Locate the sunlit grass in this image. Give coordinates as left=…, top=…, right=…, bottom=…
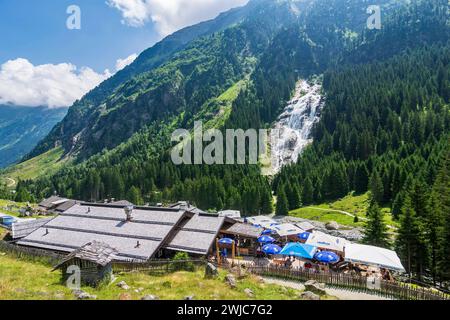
left=290, top=192, right=399, bottom=229
left=0, top=147, right=67, bottom=185
left=0, top=254, right=302, bottom=300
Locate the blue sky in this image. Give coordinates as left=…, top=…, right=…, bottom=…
left=0, top=0, right=159, bottom=72
left=0, top=0, right=248, bottom=107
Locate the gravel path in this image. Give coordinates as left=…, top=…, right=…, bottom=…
left=263, top=277, right=393, bottom=300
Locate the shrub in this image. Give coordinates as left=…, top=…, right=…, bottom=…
left=171, top=252, right=195, bottom=272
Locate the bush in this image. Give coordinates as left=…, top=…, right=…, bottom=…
left=171, top=252, right=195, bottom=272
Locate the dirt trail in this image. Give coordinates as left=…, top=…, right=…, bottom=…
left=306, top=206, right=397, bottom=230
left=5, top=178, right=16, bottom=188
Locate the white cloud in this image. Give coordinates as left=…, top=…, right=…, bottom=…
left=116, top=53, right=138, bottom=71
left=107, top=0, right=249, bottom=36
left=0, top=54, right=138, bottom=108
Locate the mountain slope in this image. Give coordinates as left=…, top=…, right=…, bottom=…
left=0, top=106, right=66, bottom=168
left=27, top=0, right=302, bottom=160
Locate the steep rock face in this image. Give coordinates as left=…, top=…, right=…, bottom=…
left=270, top=79, right=324, bottom=173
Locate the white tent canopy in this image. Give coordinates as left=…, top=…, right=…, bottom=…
left=344, top=243, right=405, bottom=272
left=269, top=223, right=304, bottom=237
left=305, top=231, right=348, bottom=252
left=246, top=216, right=277, bottom=229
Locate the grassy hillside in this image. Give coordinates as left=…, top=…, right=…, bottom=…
left=0, top=147, right=67, bottom=187
left=0, top=199, right=32, bottom=217
left=0, top=106, right=67, bottom=168
left=0, top=254, right=305, bottom=300
left=290, top=192, right=399, bottom=229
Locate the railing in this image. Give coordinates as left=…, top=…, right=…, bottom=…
left=245, top=264, right=449, bottom=301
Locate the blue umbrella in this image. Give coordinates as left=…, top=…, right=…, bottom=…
left=261, top=229, right=274, bottom=235
left=280, top=243, right=317, bottom=260
left=298, top=232, right=311, bottom=241
left=262, top=244, right=282, bottom=255
left=218, top=238, right=234, bottom=245
left=258, top=235, right=275, bottom=243
left=314, top=251, right=340, bottom=264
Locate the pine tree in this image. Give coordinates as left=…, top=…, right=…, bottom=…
left=260, top=189, right=274, bottom=214
left=127, top=186, right=143, bottom=205
left=363, top=199, right=390, bottom=248
left=396, top=195, right=425, bottom=279
left=427, top=190, right=445, bottom=284
left=368, top=171, right=384, bottom=204
left=302, top=178, right=314, bottom=205
left=286, top=183, right=302, bottom=210
left=354, top=163, right=369, bottom=194
left=276, top=184, right=289, bottom=216
left=431, top=148, right=450, bottom=280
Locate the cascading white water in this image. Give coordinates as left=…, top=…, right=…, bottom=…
left=269, top=79, right=324, bottom=174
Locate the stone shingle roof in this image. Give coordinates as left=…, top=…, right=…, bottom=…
left=18, top=203, right=188, bottom=261
left=38, top=196, right=68, bottom=209
left=11, top=218, right=54, bottom=239
left=53, top=241, right=119, bottom=269
left=165, top=214, right=226, bottom=255
left=222, top=223, right=263, bottom=239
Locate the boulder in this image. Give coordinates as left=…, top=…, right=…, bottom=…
left=305, top=280, right=326, bottom=295
left=142, top=295, right=159, bottom=300
left=244, top=288, right=254, bottom=298
left=296, top=283, right=306, bottom=292
left=72, top=289, right=96, bottom=300
left=256, top=276, right=265, bottom=284
left=205, top=263, right=219, bottom=278
left=231, top=265, right=248, bottom=279
left=117, top=281, right=130, bottom=290
left=225, top=274, right=237, bottom=289
left=325, top=221, right=339, bottom=230
left=301, top=291, right=320, bottom=300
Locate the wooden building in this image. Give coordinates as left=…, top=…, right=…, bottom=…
left=53, top=241, right=118, bottom=286
left=220, top=223, right=264, bottom=256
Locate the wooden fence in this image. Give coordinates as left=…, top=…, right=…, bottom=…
left=246, top=264, right=450, bottom=301
left=0, top=240, right=64, bottom=265
left=113, top=259, right=207, bottom=274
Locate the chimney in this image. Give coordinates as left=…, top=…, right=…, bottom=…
left=124, top=205, right=134, bottom=221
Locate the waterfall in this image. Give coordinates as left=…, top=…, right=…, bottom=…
left=268, top=79, right=325, bottom=174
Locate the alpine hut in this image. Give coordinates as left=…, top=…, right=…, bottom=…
left=53, top=241, right=118, bottom=286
